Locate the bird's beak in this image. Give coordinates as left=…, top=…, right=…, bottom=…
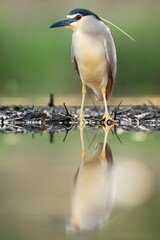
left=48, top=17, right=74, bottom=28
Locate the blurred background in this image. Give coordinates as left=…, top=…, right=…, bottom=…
left=0, top=0, right=160, bottom=103
left=0, top=1, right=160, bottom=239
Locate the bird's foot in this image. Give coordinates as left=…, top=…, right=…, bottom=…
left=78, top=115, right=86, bottom=125
left=99, top=113, right=119, bottom=125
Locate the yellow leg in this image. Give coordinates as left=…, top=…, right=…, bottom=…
left=78, top=84, right=86, bottom=124
left=100, top=86, right=117, bottom=124
left=101, top=124, right=113, bottom=159
left=78, top=124, right=86, bottom=161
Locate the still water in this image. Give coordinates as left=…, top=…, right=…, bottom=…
left=0, top=124, right=160, bottom=239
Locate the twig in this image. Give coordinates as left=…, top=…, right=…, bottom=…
left=114, top=125, right=122, bottom=144
left=88, top=93, right=100, bottom=116
left=63, top=103, right=73, bottom=118
left=49, top=132, right=54, bottom=143
left=148, top=100, right=154, bottom=106
left=88, top=128, right=99, bottom=149
left=113, top=100, right=123, bottom=120
left=48, top=93, right=54, bottom=107
left=63, top=126, right=73, bottom=142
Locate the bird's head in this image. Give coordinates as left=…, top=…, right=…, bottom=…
left=49, top=8, right=103, bottom=32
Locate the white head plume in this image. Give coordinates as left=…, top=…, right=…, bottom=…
left=100, top=17, right=135, bottom=42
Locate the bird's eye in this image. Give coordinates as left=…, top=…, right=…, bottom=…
left=76, top=14, right=82, bottom=20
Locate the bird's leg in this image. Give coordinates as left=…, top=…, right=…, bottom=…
left=101, top=124, right=112, bottom=159
left=79, top=124, right=86, bottom=161
left=100, top=86, right=116, bottom=124
left=78, top=84, right=86, bottom=124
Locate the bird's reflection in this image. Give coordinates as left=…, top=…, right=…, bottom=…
left=66, top=124, right=116, bottom=234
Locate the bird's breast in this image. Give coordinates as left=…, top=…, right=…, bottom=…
left=73, top=32, right=107, bottom=88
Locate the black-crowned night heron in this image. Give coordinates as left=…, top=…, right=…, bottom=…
left=66, top=124, right=116, bottom=234
left=49, top=8, right=117, bottom=124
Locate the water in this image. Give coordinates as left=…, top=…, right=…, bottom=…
left=0, top=125, right=160, bottom=240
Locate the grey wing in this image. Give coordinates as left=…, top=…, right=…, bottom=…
left=104, top=25, right=117, bottom=82
left=71, top=41, right=79, bottom=75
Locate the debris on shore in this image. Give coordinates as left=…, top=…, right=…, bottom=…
left=0, top=104, right=160, bottom=135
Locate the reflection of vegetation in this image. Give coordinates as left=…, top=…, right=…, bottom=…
left=0, top=3, right=160, bottom=97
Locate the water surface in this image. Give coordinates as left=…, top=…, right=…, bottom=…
left=0, top=125, right=160, bottom=239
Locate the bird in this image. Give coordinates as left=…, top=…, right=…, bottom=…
left=66, top=124, right=116, bottom=234
left=49, top=8, right=117, bottom=124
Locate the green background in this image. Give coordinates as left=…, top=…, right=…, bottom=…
left=0, top=0, right=160, bottom=97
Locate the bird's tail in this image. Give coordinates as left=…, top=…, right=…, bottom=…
left=93, top=80, right=114, bottom=102
left=94, top=89, right=103, bottom=101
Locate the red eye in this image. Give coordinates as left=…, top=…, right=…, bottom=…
left=76, top=14, right=82, bottom=20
